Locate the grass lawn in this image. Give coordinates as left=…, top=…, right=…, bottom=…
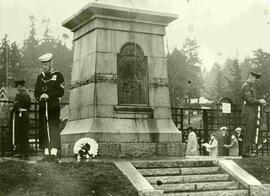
left=0, top=160, right=137, bottom=196
left=234, top=157, right=270, bottom=184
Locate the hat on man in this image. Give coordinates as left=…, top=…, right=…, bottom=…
left=211, top=132, right=217, bottom=137
left=235, top=127, right=241, bottom=132
left=39, top=53, right=53, bottom=63
left=250, top=64, right=262, bottom=79
left=220, top=126, right=227, bottom=131
left=15, top=80, right=26, bottom=87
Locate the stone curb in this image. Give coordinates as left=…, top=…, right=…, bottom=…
left=114, top=161, right=163, bottom=196
left=218, top=160, right=264, bottom=196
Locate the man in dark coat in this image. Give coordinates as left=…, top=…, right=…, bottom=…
left=216, top=126, right=230, bottom=156
left=34, top=53, right=65, bottom=161
left=11, top=80, right=31, bottom=159
left=241, top=65, right=266, bottom=157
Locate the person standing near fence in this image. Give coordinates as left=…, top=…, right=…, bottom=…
left=34, top=53, right=65, bottom=162
left=11, top=80, right=31, bottom=159
left=216, top=126, right=230, bottom=156
left=235, top=127, right=243, bottom=156
left=241, top=65, right=266, bottom=157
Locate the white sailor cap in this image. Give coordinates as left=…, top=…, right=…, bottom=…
left=220, top=126, right=228, bottom=131
left=235, top=127, right=242, bottom=132
left=39, top=53, right=53, bottom=62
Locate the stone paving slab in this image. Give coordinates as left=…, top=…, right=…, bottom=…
left=164, top=189, right=249, bottom=196
left=180, top=167, right=220, bottom=175
left=145, top=174, right=230, bottom=184
left=138, top=167, right=220, bottom=176
left=154, top=181, right=239, bottom=192
left=132, top=160, right=214, bottom=169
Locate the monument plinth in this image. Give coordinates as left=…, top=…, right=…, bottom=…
left=61, top=2, right=184, bottom=157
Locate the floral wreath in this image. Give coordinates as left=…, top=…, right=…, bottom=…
left=73, top=137, right=98, bottom=161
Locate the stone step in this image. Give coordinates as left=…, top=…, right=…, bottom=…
left=132, top=160, right=214, bottom=169
left=138, top=167, right=220, bottom=176
left=146, top=174, right=230, bottom=184
left=153, top=181, right=239, bottom=192
left=164, top=189, right=249, bottom=196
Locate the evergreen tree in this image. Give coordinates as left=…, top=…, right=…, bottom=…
left=225, top=58, right=242, bottom=106
left=167, top=39, right=204, bottom=106
left=240, top=57, right=253, bottom=80
left=252, top=49, right=270, bottom=100
left=213, top=69, right=227, bottom=100
left=0, top=35, right=10, bottom=86
left=205, top=63, right=227, bottom=101
left=21, top=15, right=41, bottom=88
left=167, top=48, right=188, bottom=106
left=9, top=42, right=22, bottom=83
left=204, top=62, right=221, bottom=100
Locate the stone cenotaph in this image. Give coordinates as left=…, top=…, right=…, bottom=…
left=61, top=2, right=184, bottom=157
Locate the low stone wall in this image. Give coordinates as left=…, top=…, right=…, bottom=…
left=62, top=141, right=185, bottom=158
left=262, top=184, right=270, bottom=196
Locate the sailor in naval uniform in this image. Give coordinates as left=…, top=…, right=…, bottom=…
left=12, top=80, right=31, bottom=159
left=241, top=65, right=266, bottom=157
left=34, top=53, right=65, bottom=161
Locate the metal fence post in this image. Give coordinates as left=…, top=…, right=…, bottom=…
left=34, top=102, right=38, bottom=155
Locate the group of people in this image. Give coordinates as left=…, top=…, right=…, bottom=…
left=185, top=126, right=243, bottom=157
left=11, top=53, right=65, bottom=161
left=201, top=126, right=243, bottom=157
left=186, top=64, right=267, bottom=158
left=10, top=50, right=267, bottom=160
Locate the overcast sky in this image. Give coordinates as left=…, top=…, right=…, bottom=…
left=1, top=0, right=270, bottom=70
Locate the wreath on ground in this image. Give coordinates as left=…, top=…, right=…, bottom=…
left=73, top=137, right=98, bottom=161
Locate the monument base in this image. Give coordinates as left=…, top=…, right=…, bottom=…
left=60, top=118, right=185, bottom=157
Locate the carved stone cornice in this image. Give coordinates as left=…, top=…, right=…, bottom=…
left=70, top=73, right=117, bottom=89
left=70, top=75, right=168, bottom=89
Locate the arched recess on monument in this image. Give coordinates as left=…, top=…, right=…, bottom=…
left=117, top=42, right=148, bottom=105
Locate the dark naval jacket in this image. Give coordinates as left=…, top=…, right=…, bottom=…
left=34, top=69, right=65, bottom=108
left=12, top=89, right=31, bottom=154
left=34, top=69, right=64, bottom=149
left=241, top=81, right=261, bottom=118
left=14, top=89, right=31, bottom=112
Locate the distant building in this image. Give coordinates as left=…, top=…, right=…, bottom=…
left=189, top=97, right=214, bottom=105
left=0, top=86, right=8, bottom=101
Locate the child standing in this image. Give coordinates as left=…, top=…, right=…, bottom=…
left=202, top=133, right=218, bottom=157
left=223, top=133, right=239, bottom=156
left=235, top=127, right=243, bottom=156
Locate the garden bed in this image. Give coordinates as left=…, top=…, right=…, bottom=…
left=234, top=157, right=270, bottom=183
left=0, top=160, right=137, bottom=196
